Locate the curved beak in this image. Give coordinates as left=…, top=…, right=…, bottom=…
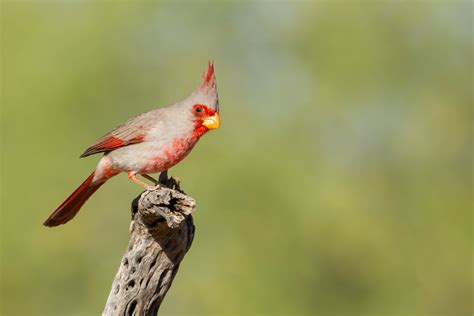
left=202, top=112, right=220, bottom=130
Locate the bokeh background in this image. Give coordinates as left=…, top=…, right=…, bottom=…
left=1, top=1, right=472, bottom=316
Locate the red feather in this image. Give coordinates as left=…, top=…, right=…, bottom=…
left=79, top=114, right=153, bottom=157
left=43, top=171, right=102, bottom=226
left=204, top=61, right=214, bottom=84
left=80, top=134, right=144, bottom=157
left=201, top=60, right=216, bottom=89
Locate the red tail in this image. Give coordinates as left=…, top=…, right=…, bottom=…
left=44, top=171, right=103, bottom=227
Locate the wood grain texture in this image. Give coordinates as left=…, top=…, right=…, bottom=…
left=103, top=185, right=195, bottom=316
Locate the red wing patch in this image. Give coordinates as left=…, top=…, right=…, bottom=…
left=80, top=134, right=144, bottom=157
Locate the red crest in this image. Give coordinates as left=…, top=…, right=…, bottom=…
left=200, top=60, right=216, bottom=90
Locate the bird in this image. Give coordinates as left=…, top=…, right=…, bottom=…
left=43, top=61, right=220, bottom=227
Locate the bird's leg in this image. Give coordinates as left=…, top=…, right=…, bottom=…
left=128, top=172, right=154, bottom=190
left=141, top=174, right=158, bottom=185
left=136, top=170, right=179, bottom=190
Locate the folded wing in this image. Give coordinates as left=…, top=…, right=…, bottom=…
left=80, top=112, right=156, bottom=157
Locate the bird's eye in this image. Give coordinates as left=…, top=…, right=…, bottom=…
left=195, top=107, right=203, bottom=113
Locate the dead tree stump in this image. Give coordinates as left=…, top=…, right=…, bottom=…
left=103, top=182, right=196, bottom=316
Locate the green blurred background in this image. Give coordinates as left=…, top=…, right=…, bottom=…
left=1, top=1, right=472, bottom=315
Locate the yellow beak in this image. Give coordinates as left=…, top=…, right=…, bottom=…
left=202, top=112, right=220, bottom=130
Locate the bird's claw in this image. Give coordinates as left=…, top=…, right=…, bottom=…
left=140, top=171, right=180, bottom=191
left=144, top=183, right=161, bottom=191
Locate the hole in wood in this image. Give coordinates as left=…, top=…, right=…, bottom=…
left=127, top=300, right=137, bottom=316
left=126, top=279, right=136, bottom=291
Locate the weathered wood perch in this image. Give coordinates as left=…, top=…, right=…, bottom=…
left=103, top=179, right=196, bottom=316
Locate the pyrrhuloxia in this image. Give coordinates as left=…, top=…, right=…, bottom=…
left=44, top=62, right=220, bottom=227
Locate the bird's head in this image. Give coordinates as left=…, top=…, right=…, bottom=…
left=186, top=61, right=220, bottom=133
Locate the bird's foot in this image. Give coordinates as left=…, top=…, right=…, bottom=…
left=145, top=184, right=158, bottom=191
left=139, top=171, right=181, bottom=191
